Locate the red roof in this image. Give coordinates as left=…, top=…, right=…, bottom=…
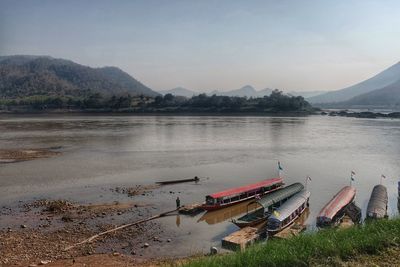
left=317, top=186, right=356, bottom=220
left=208, top=178, right=283, bottom=199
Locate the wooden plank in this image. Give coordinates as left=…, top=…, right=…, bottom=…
left=222, top=227, right=260, bottom=251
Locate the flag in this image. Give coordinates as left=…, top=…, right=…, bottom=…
left=273, top=210, right=280, bottom=217
left=278, top=161, right=283, bottom=171
left=351, top=171, right=356, bottom=181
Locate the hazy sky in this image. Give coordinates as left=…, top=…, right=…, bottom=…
left=1, top=0, right=400, bottom=92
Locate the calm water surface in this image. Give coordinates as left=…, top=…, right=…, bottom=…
left=1, top=115, right=399, bottom=256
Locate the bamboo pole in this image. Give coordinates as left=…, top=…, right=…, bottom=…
left=63, top=208, right=178, bottom=251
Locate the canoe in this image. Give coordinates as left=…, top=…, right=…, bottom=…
left=366, top=184, right=388, bottom=219
left=202, top=178, right=284, bottom=211
left=156, top=176, right=200, bottom=185
left=316, top=186, right=356, bottom=227
left=266, top=190, right=311, bottom=234
left=232, top=182, right=304, bottom=228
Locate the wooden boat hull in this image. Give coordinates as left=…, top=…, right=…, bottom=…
left=316, top=186, right=356, bottom=227
left=233, top=216, right=266, bottom=228
left=156, top=177, right=199, bottom=185
left=267, top=205, right=307, bottom=234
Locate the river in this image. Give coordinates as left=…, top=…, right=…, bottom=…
left=0, top=114, right=399, bottom=256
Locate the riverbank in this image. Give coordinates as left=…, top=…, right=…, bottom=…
left=323, top=110, right=400, bottom=119
left=183, top=218, right=400, bottom=267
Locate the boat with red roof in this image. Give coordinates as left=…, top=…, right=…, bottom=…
left=316, top=186, right=356, bottom=227
left=202, top=178, right=284, bottom=211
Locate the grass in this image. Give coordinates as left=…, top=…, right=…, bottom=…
left=181, top=218, right=400, bottom=267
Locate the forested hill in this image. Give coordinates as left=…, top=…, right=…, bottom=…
left=0, top=55, right=159, bottom=98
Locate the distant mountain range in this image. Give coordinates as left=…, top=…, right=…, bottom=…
left=308, top=62, right=400, bottom=105
left=0, top=55, right=159, bottom=98
left=343, top=79, right=400, bottom=107
left=158, top=85, right=323, bottom=98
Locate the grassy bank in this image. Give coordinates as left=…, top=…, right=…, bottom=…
left=183, top=218, right=400, bottom=267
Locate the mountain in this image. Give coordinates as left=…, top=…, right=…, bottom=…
left=288, top=90, right=325, bottom=98
left=210, top=85, right=272, bottom=97
left=308, top=62, right=400, bottom=103
left=158, top=87, right=197, bottom=97
left=344, top=79, right=400, bottom=107
left=0, top=55, right=159, bottom=98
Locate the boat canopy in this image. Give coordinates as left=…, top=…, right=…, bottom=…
left=208, top=178, right=283, bottom=199
left=366, top=184, right=388, bottom=219
left=249, top=182, right=304, bottom=209
left=317, top=186, right=356, bottom=222
left=268, top=190, right=310, bottom=222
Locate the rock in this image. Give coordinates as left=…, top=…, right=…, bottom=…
left=29, top=264, right=38, bottom=267
left=167, top=238, right=171, bottom=242
left=20, top=224, right=27, bottom=228
left=39, top=260, right=51, bottom=265
left=143, top=243, right=149, bottom=248
left=112, top=252, right=120, bottom=256
left=131, top=250, right=136, bottom=255
left=117, top=212, right=122, bottom=215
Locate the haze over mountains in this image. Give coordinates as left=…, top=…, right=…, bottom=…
left=0, top=55, right=159, bottom=98
left=1, top=55, right=399, bottom=108
left=159, top=86, right=324, bottom=99
left=308, top=61, right=400, bottom=106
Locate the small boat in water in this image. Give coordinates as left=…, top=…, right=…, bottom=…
left=266, top=190, right=310, bottom=234
left=156, top=176, right=200, bottom=185
left=316, top=186, right=356, bottom=227
left=232, top=182, right=304, bottom=228
left=202, top=178, right=284, bottom=211
left=366, top=184, right=388, bottom=220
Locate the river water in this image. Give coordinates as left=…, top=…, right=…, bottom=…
left=0, top=114, right=399, bottom=256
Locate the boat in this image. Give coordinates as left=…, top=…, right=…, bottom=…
left=156, top=176, right=200, bottom=185
left=366, top=184, right=388, bottom=219
left=316, top=186, right=356, bottom=227
left=202, top=178, right=284, bottom=211
left=232, top=182, right=304, bottom=228
left=266, top=190, right=310, bottom=234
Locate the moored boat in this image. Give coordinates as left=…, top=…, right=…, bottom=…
left=202, top=178, right=284, bottom=211
left=316, top=186, right=356, bottom=227
left=232, top=182, right=304, bottom=228
left=266, top=190, right=311, bottom=234
left=366, top=184, right=388, bottom=219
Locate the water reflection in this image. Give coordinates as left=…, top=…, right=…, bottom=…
left=198, top=200, right=260, bottom=225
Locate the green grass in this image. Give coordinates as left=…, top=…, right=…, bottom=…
left=182, top=218, right=400, bottom=267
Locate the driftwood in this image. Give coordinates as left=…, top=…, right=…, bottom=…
left=63, top=209, right=178, bottom=251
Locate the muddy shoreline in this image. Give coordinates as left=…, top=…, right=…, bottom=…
left=0, top=195, right=182, bottom=266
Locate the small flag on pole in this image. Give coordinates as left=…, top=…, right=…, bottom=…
left=351, top=171, right=356, bottom=181
left=278, top=161, right=283, bottom=171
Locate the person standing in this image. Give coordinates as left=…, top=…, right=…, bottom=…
left=176, top=197, right=181, bottom=209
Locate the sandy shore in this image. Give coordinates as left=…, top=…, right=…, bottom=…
left=0, top=148, right=61, bottom=163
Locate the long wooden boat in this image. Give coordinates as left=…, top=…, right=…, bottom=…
left=156, top=176, right=200, bottom=185
left=266, top=190, right=310, bottom=234
left=366, top=184, right=388, bottom=219
left=316, top=186, right=356, bottom=227
left=232, top=182, right=304, bottom=228
left=202, top=178, right=284, bottom=211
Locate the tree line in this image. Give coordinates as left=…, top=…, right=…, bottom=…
left=0, top=89, right=313, bottom=113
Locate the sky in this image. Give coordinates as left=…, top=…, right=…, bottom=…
left=1, top=0, right=400, bottom=92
